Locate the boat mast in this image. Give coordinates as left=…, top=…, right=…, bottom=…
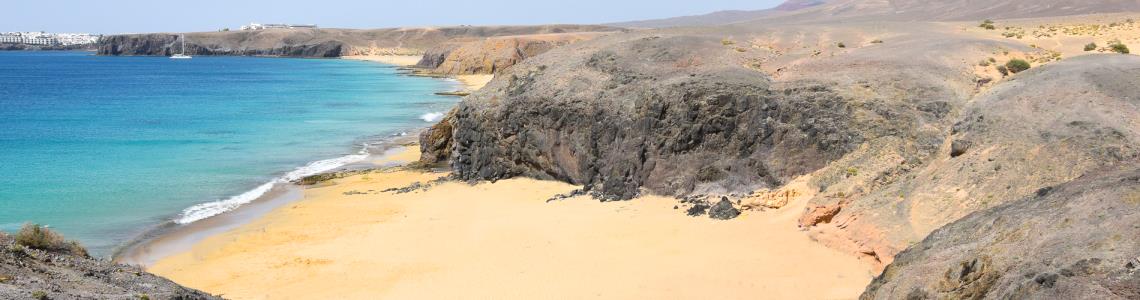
left=180, top=34, right=186, bottom=55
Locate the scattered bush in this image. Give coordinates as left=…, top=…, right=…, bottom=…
left=978, top=60, right=991, bottom=67
left=837, top=42, right=846, bottom=48
left=845, top=167, right=858, bottom=177
left=870, top=39, right=884, bottom=44
left=1084, top=42, right=1098, bottom=51
left=1005, top=59, right=1031, bottom=73
left=997, top=65, right=1009, bottom=76
left=1110, top=43, right=1130, bottom=54
left=32, top=291, right=48, bottom=300
left=14, top=223, right=88, bottom=257
left=979, top=20, right=996, bottom=30
left=721, top=39, right=735, bottom=46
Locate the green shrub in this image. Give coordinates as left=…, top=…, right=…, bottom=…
left=32, top=291, right=48, bottom=300
left=15, top=223, right=88, bottom=257
left=1110, top=43, right=1130, bottom=54
left=979, top=20, right=996, bottom=30
left=1005, top=59, right=1031, bottom=73
left=1084, top=43, right=1098, bottom=51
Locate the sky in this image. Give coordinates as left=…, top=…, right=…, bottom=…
left=2, top=0, right=785, bottom=34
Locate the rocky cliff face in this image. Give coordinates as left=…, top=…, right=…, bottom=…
left=0, top=234, right=218, bottom=299
left=98, top=34, right=344, bottom=57
left=96, top=25, right=622, bottom=58
left=428, top=23, right=982, bottom=200
left=861, top=162, right=1140, bottom=299
left=415, top=32, right=610, bottom=74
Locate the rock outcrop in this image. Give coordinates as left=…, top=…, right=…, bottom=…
left=804, top=54, right=1140, bottom=267
left=416, top=32, right=610, bottom=74
left=861, top=163, right=1140, bottom=299
left=96, top=25, right=622, bottom=58
left=0, top=233, right=218, bottom=299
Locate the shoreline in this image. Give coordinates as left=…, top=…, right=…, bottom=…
left=113, top=55, right=471, bottom=265
left=341, top=55, right=494, bottom=91
left=113, top=138, right=423, bottom=266
left=146, top=147, right=873, bottom=299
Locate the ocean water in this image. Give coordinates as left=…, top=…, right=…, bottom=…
left=0, top=51, right=458, bottom=255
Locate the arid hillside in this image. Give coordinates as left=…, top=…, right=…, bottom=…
left=616, top=0, right=1140, bottom=27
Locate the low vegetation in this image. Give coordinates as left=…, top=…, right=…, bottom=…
left=1084, top=42, right=1098, bottom=51
left=1109, top=42, right=1130, bottom=54
left=1005, top=59, right=1031, bottom=73
left=837, top=42, right=846, bottom=48
left=979, top=19, right=996, bottom=30
left=14, top=223, right=88, bottom=257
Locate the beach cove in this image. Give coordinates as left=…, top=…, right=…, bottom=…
left=146, top=146, right=874, bottom=299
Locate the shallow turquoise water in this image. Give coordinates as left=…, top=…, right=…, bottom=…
left=0, top=51, right=457, bottom=255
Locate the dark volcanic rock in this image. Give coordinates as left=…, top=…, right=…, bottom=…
left=861, top=163, right=1140, bottom=299
left=440, top=29, right=963, bottom=200
left=98, top=34, right=344, bottom=57
left=0, top=234, right=218, bottom=299
left=417, top=112, right=455, bottom=166
left=686, top=203, right=710, bottom=217
left=707, top=197, right=741, bottom=220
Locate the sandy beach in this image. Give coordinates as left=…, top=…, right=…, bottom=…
left=147, top=146, right=873, bottom=300
left=341, top=55, right=422, bottom=67
left=342, top=55, right=495, bottom=91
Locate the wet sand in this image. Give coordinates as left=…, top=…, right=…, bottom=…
left=148, top=147, right=873, bottom=299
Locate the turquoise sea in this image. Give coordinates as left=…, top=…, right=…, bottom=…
left=0, top=51, right=458, bottom=256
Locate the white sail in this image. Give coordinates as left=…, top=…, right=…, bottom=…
left=171, top=34, right=192, bottom=59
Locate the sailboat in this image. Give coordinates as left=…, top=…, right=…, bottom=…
left=171, top=34, right=192, bottom=59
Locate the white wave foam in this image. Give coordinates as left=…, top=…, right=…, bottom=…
left=175, top=145, right=371, bottom=225
left=420, top=112, right=444, bottom=122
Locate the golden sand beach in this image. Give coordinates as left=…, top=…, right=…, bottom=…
left=147, top=147, right=873, bottom=299
left=340, top=55, right=422, bottom=67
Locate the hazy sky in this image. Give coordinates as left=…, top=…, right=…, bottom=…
left=3, top=0, right=785, bottom=34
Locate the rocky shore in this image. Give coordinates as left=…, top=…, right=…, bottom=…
left=0, top=231, right=217, bottom=299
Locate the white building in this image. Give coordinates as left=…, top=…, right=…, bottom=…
left=240, top=23, right=318, bottom=30
left=0, top=32, right=100, bottom=46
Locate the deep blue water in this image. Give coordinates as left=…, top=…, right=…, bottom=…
left=0, top=51, right=457, bottom=255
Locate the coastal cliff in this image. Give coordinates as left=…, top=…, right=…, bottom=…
left=415, top=32, right=611, bottom=74
left=96, top=25, right=622, bottom=58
